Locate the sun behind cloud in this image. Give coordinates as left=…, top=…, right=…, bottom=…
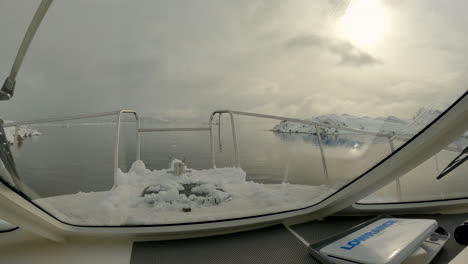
left=337, top=0, right=389, bottom=47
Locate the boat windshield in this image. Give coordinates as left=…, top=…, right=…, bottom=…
left=0, top=1, right=466, bottom=226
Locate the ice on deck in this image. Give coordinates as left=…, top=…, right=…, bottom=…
left=35, top=160, right=331, bottom=226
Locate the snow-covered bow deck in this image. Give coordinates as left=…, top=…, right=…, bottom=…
left=35, top=160, right=330, bottom=226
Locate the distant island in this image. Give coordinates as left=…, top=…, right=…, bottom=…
left=3, top=122, right=41, bottom=144
left=272, top=109, right=468, bottom=148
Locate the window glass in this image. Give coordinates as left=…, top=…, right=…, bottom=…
left=0, top=1, right=466, bottom=226
left=360, top=129, right=468, bottom=203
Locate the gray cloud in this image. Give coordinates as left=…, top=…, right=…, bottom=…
left=286, top=33, right=382, bottom=66
left=0, top=1, right=466, bottom=122
left=327, top=0, right=351, bottom=16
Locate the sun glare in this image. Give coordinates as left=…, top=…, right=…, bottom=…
left=338, top=0, right=388, bottom=47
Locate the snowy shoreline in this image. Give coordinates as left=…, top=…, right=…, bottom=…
left=3, top=123, right=41, bottom=144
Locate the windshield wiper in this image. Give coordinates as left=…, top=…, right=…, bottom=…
left=0, top=0, right=53, bottom=101
left=437, top=145, right=468, bottom=180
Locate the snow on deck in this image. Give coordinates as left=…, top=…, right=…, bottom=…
left=35, top=160, right=331, bottom=226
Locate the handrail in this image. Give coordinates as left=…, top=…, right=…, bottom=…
left=211, top=110, right=391, bottom=137
left=3, top=110, right=123, bottom=127
left=209, top=109, right=397, bottom=172
left=315, top=124, right=330, bottom=184
left=209, top=109, right=390, bottom=192
left=138, top=127, right=209, bottom=132
left=387, top=136, right=402, bottom=201
left=4, top=110, right=140, bottom=172
left=209, top=112, right=241, bottom=168
left=5, top=111, right=213, bottom=178
left=209, top=110, right=346, bottom=183
left=210, top=110, right=465, bottom=153
left=4, top=108, right=464, bottom=200
left=114, top=110, right=140, bottom=172
left=209, top=109, right=465, bottom=199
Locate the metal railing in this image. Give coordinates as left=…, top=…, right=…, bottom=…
left=208, top=110, right=464, bottom=200
left=4, top=110, right=212, bottom=180
left=4, top=108, right=464, bottom=201
left=4, top=109, right=140, bottom=172
left=208, top=110, right=396, bottom=185
left=139, top=127, right=210, bottom=132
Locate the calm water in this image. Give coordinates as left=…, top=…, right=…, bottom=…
left=11, top=118, right=468, bottom=203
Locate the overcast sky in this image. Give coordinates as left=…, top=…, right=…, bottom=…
left=0, top=0, right=466, bottom=121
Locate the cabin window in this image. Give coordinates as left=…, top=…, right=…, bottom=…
left=0, top=1, right=466, bottom=226
left=360, top=129, right=468, bottom=204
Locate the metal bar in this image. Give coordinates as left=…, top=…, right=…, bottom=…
left=3, top=110, right=122, bottom=127
left=135, top=114, right=141, bottom=161
left=209, top=112, right=217, bottom=168
left=9, top=0, right=53, bottom=81
left=210, top=110, right=463, bottom=176
left=218, top=113, right=222, bottom=152
left=315, top=125, right=330, bottom=185
left=387, top=136, right=402, bottom=202
left=112, top=110, right=139, bottom=171
left=5, top=109, right=143, bottom=165
left=138, top=127, right=210, bottom=132
left=229, top=113, right=240, bottom=168
left=1, top=0, right=54, bottom=100
left=114, top=113, right=123, bottom=172
left=0, top=109, right=140, bottom=188
left=13, top=126, right=19, bottom=146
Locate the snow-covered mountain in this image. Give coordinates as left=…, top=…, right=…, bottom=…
left=272, top=108, right=468, bottom=147
left=272, top=114, right=411, bottom=136
left=3, top=122, right=41, bottom=144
